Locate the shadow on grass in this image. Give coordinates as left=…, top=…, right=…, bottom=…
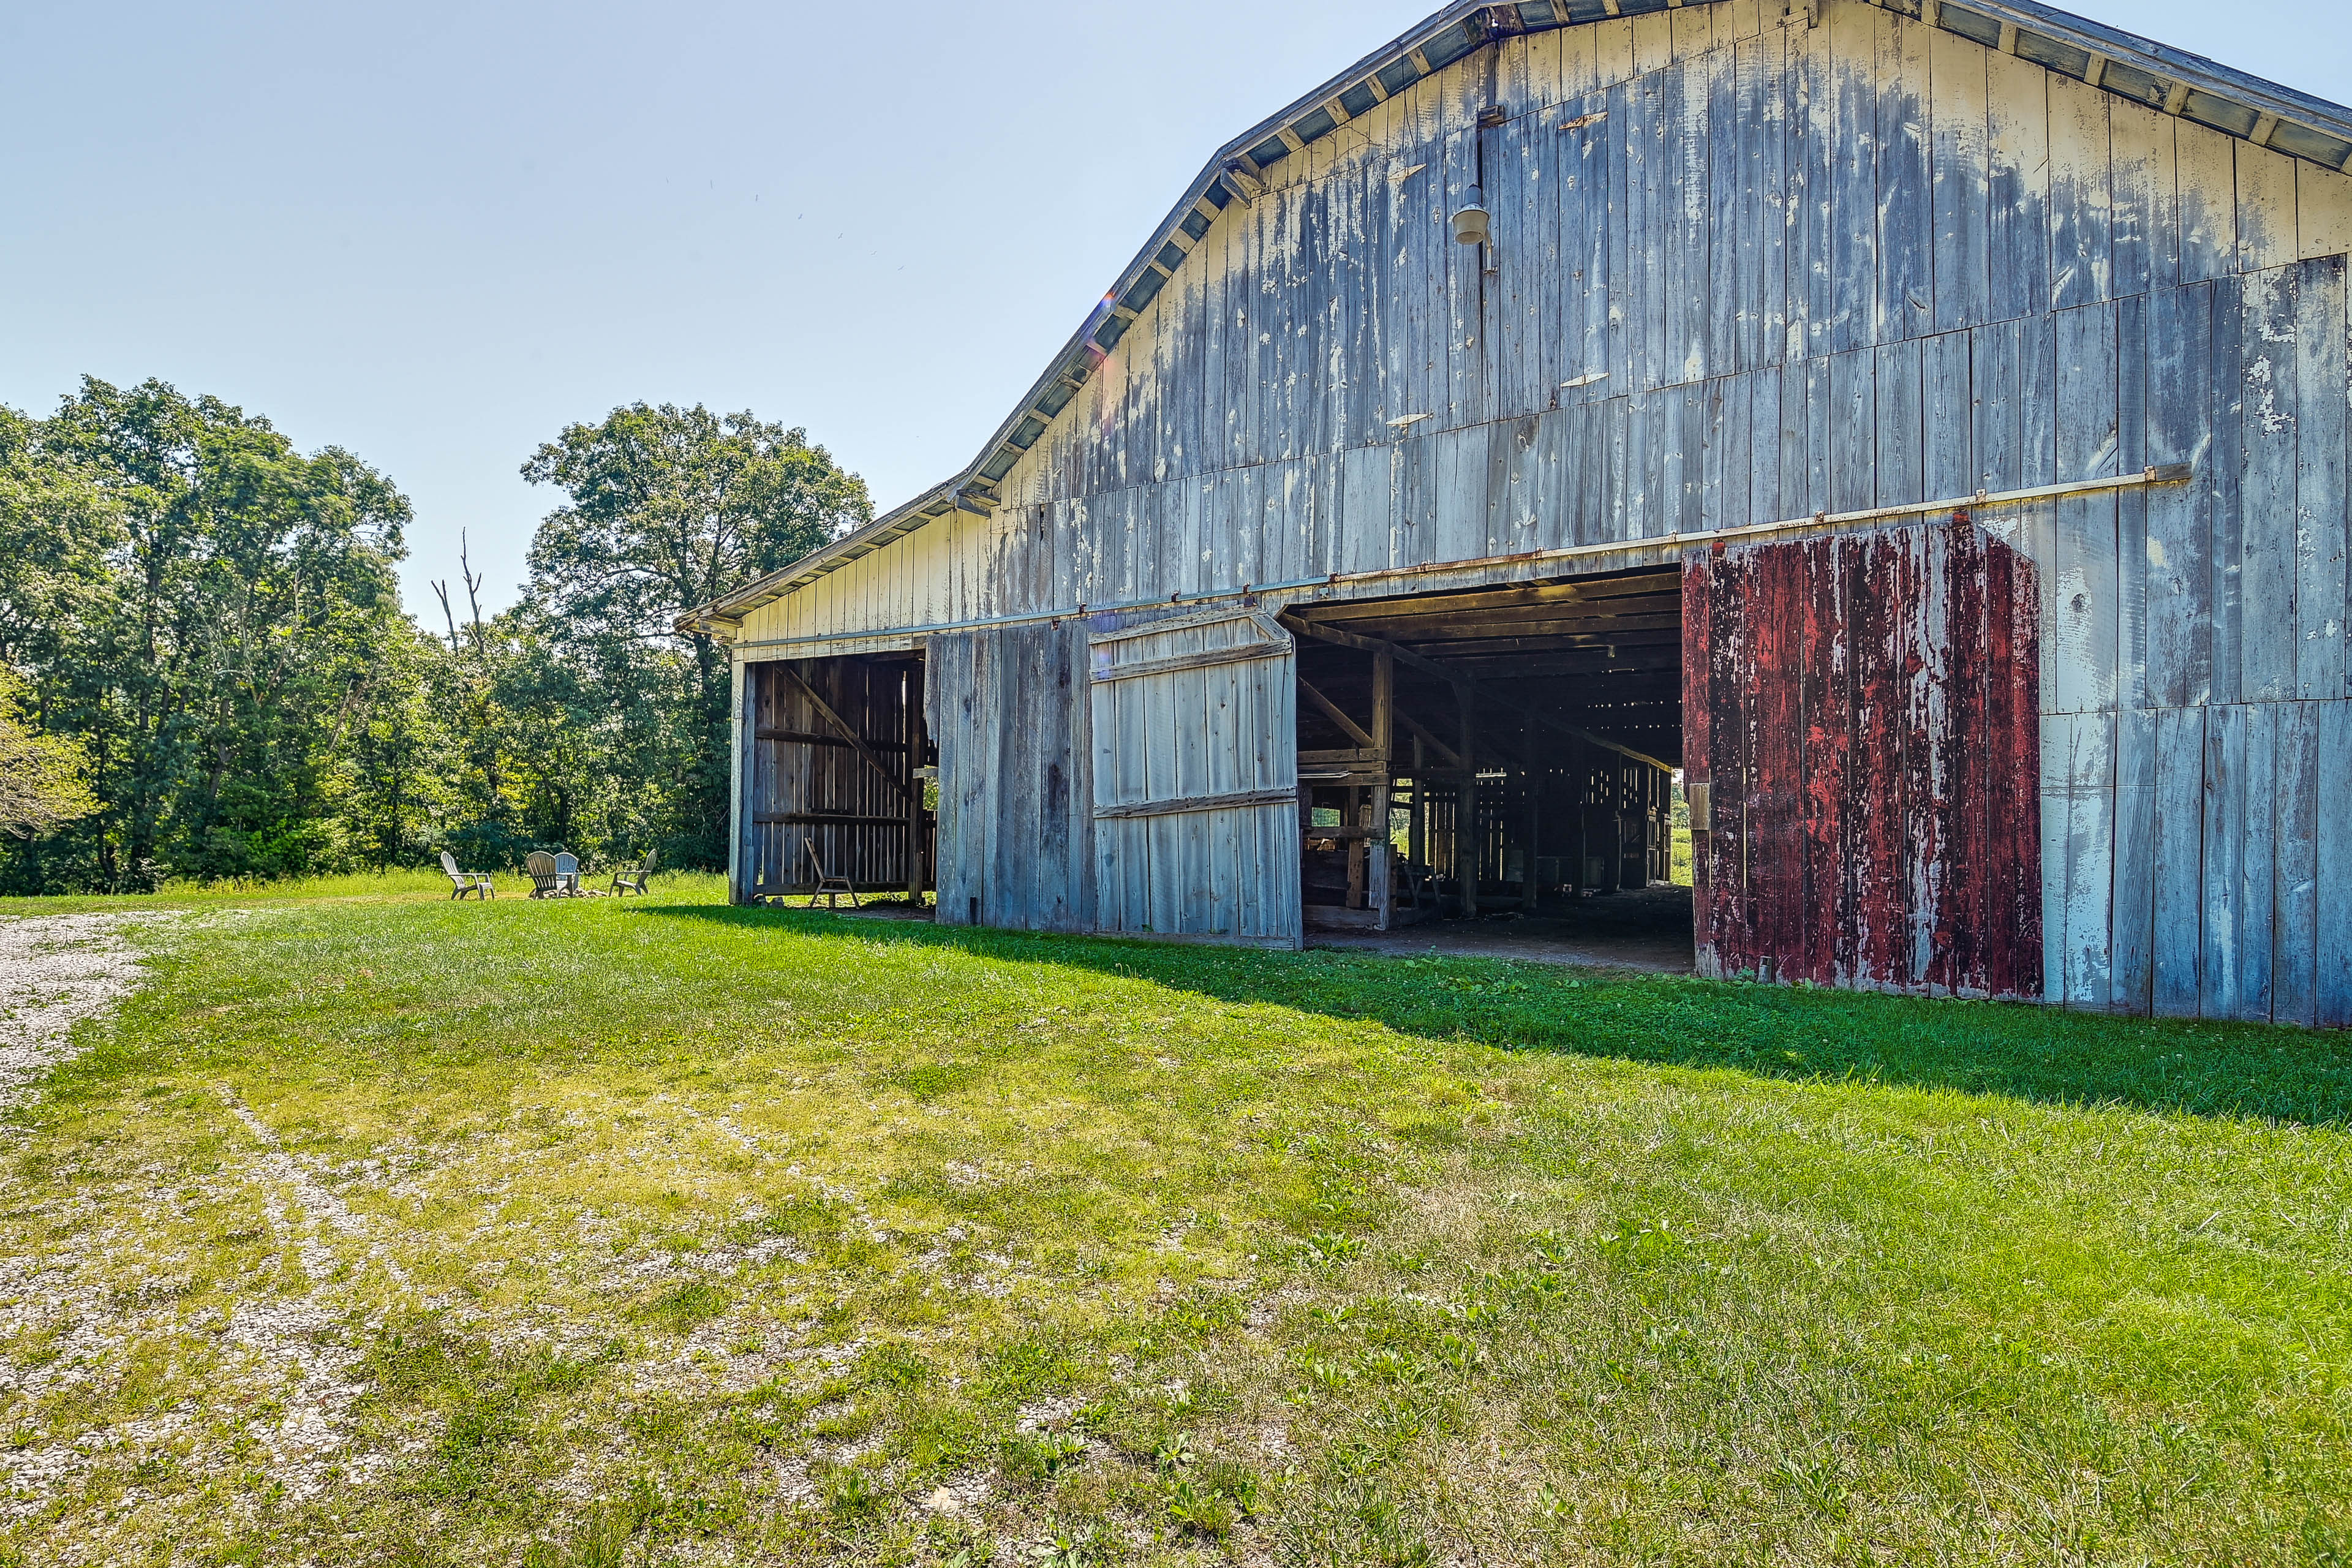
left=640, top=903, right=2352, bottom=1128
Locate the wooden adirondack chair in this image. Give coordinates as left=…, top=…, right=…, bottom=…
left=610, top=848, right=657, bottom=897
left=525, top=851, right=571, bottom=899
left=439, top=850, right=495, bottom=900
left=553, top=852, right=584, bottom=896
left=803, top=840, right=861, bottom=910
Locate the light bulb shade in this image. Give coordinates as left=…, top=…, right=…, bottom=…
left=1452, top=187, right=1490, bottom=246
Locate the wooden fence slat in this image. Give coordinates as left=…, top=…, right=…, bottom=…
left=2320, top=699, right=2352, bottom=1028
left=2146, top=282, right=2214, bottom=709
left=2273, top=699, right=2320, bottom=1027
left=2242, top=265, right=2302, bottom=703
left=2151, top=704, right=2207, bottom=1017
left=2111, top=706, right=2158, bottom=1014
left=2237, top=703, right=2278, bottom=1022
left=2296, top=255, right=2348, bottom=700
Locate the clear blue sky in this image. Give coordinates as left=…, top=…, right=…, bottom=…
left=4, top=1, right=2344, bottom=615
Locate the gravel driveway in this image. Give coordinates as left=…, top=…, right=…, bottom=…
left=0, top=914, right=154, bottom=1118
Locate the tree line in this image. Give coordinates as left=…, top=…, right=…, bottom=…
left=0, top=377, right=869, bottom=892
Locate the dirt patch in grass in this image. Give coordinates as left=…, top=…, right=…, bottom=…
left=0, top=914, right=160, bottom=1121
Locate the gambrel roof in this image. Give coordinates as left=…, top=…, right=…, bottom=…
left=680, top=0, right=2352, bottom=636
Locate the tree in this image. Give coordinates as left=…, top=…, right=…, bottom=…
left=0, top=377, right=415, bottom=889
left=0, top=379, right=873, bottom=892
left=0, top=669, right=96, bottom=838
left=517, top=404, right=870, bottom=863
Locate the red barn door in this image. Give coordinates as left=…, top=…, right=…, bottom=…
left=1683, top=519, right=2043, bottom=999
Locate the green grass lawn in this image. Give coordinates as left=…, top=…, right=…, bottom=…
left=3, top=879, right=2349, bottom=1566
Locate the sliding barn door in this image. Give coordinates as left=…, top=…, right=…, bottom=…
left=928, top=621, right=1095, bottom=932
left=1683, top=519, right=2043, bottom=998
left=1088, top=609, right=1302, bottom=947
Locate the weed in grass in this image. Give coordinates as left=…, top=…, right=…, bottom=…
left=1003, top=1429, right=1088, bottom=1485
left=1150, top=1428, right=1194, bottom=1471
left=1164, top=1475, right=1235, bottom=1539
left=821, top=1461, right=885, bottom=1521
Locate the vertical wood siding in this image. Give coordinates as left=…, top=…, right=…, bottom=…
left=729, top=0, right=2352, bottom=1014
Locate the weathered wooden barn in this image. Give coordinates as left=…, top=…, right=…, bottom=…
left=680, top=0, right=2352, bottom=1024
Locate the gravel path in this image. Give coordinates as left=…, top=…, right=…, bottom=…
left=0, top=914, right=155, bottom=1118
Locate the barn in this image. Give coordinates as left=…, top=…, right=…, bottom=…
left=679, top=0, right=2352, bottom=1025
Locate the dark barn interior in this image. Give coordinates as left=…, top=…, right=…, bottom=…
left=742, top=654, right=933, bottom=902
left=1283, top=565, right=1689, bottom=963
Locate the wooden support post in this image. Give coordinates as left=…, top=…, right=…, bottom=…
left=1521, top=710, right=1542, bottom=914
left=1347, top=787, right=1367, bottom=910
left=903, top=663, right=927, bottom=904
left=1569, top=739, right=1588, bottom=895
left=729, top=656, right=752, bottom=905
left=1370, top=649, right=1393, bottom=928
left=1603, top=763, right=1624, bottom=894
left=1459, top=685, right=1479, bottom=918
left=1408, top=732, right=1427, bottom=876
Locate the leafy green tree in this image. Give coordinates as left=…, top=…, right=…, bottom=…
left=0, top=669, right=97, bottom=838
left=517, top=404, right=869, bottom=864
left=0, top=377, right=414, bottom=889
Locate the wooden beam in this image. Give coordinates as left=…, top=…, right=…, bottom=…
left=1307, top=587, right=1683, bottom=626
left=1091, top=639, right=1286, bottom=684
left=1092, top=785, right=1300, bottom=821
left=1297, top=573, right=1678, bottom=622
left=755, top=727, right=909, bottom=751
left=1438, top=650, right=1683, bottom=677
left=1394, top=708, right=1463, bottom=769
left=774, top=662, right=919, bottom=810
left=1283, top=613, right=1676, bottom=774
left=1378, top=610, right=1686, bottom=642
left=1298, top=673, right=1376, bottom=749
left=1288, top=612, right=1464, bottom=686
left=1394, top=631, right=1683, bottom=658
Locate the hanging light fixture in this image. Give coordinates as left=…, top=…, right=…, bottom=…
left=1452, top=185, right=1491, bottom=246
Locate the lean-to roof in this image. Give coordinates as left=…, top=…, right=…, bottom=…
left=679, top=0, right=2352, bottom=638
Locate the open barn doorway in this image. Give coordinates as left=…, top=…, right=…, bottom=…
left=1280, top=565, right=1691, bottom=971
left=739, top=652, right=935, bottom=907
